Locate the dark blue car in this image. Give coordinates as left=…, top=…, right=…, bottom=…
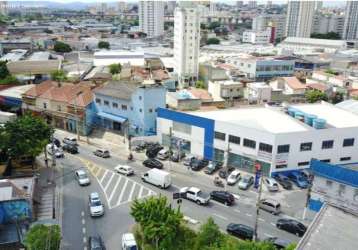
left=289, top=172, right=308, bottom=188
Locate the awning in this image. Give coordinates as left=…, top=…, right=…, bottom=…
left=97, top=111, right=127, bottom=123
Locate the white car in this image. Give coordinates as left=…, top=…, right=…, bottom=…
left=115, top=165, right=134, bottom=176
left=75, top=169, right=91, bottom=186
left=264, top=177, right=279, bottom=192
left=63, top=136, right=77, bottom=146
left=89, top=192, right=104, bottom=217
left=46, top=144, right=64, bottom=158
left=122, top=233, right=137, bottom=250
left=227, top=170, right=241, bottom=185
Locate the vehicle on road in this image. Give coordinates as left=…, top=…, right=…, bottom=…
left=75, top=169, right=90, bottom=186
left=227, top=170, right=241, bottom=185
left=89, top=192, right=104, bottom=217
left=204, top=161, right=222, bottom=175
left=115, top=165, right=134, bottom=176
left=141, top=169, right=171, bottom=189
left=190, top=158, right=209, bottom=171
left=276, top=218, right=307, bottom=237
left=170, top=151, right=185, bottom=162
left=183, top=155, right=196, bottom=166
left=226, top=223, right=254, bottom=240
left=264, top=237, right=292, bottom=249
left=93, top=149, right=110, bottom=158
left=146, top=143, right=163, bottom=158
left=218, top=166, right=235, bottom=179
left=210, top=191, right=235, bottom=206
left=46, top=144, right=64, bottom=158
left=258, top=198, right=281, bottom=215
left=273, top=174, right=292, bottom=190
left=264, top=177, right=279, bottom=192
left=134, top=142, right=146, bottom=152
left=142, top=158, right=163, bottom=169
left=238, top=175, right=254, bottom=190
left=157, top=149, right=170, bottom=160
left=122, top=233, right=137, bottom=250
left=62, top=144, right=78, bottom=154
left=88, top=235, right=105, bottom=250
left=289, top=172, right=309, bottom=189
left=63, top=137, right=78, bottom=146
left=180, top=187, right=210, bottom=205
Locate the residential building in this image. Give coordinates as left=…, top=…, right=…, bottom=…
left=245, top=82, right=272, bottom=103
left=269, top=76, right=306, bottom=95
left=0, top=39, right=33, bottom=54
left=138, top=1, right=164, bottom=38
left=343, top=1, right=358, bottom=40
left=166, top=90, right=201, bottom=111
left=174, top=1, right=201, bottom=87
left=157, top=101, right=358, bottom=176
left=314, top=1, right=323, bottom=11
left=285, top=1, right=315, bottom=38
left=312, top=14, right=345, bottom=38
left=248, top=1, right=257, bottom=9
left=336, top=99, right=358, bottom=116
left=208, top=80, right=243, bottom=100
left=252, top=14, right=286, bottom=41
left=242, top=29, right=271, bottom=44
left=0, top=84, right=35, bottom=110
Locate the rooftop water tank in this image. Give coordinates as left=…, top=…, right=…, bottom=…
left=313, top=118, right=326, bottom=129
left=288, top=107, right=297, bottom=117
left=294, top=111, right=305, bottom=121
left=304, top=114, right=317, bottom=126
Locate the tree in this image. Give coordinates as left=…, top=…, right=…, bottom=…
left=305, top=90, right=328, bottom=103
left=109, top=63, right=122, bottom=75
left=206, top=38, right=220, bottom=45
left=331, top=91, right=344, bottom=104
left=51, top=69, right=67, bottom=83
left=195, top=80, right=206, bottom=89
left=98, top=41, right=110, bottom=50
left=353, top=96, right=358, bottom=101
left=0, top=60, right=10, bottom=79
left=311, top=32, right=340, bottom=40
left=24, top=224, right=61, bottom=250
left=54, top=41, right=72, bottom=53
left=208, top=21, right=221, bottom=30
left=195, top=218, right=225, bottom=249
left=0, top=75, right=19, bottom=85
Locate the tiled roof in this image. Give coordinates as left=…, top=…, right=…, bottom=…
left=282, top=77, right=306, bottom=90
left=188, top=88, right=213, bottom=101
left=7, top=60, right=61, bottom=75
left=152, top=69, right=169, bottom=81
left=23, top=80, right=56, bottom=98
left=94, top=81, right=140, bottom=100
left=307, top=83, right=328, bottom=92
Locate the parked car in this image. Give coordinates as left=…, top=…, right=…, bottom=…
left=264, top=177, right=279, bottom=192
left=88, top=192, right=104, bottom=217
left=273, top=174, right=292, bottom=190
left=226, top=223, right=254, bottom=240
left=114, top=165, right=134, bottom=176
left=180, top=186, right=210, bottom=205
left=134, top=142, right=146, bottom=152
left=183, top=155, right=196, bottom=166
left=171, top=151, right=186, bottom=162
left=264, top=237, right=292, bottom=250
left=93, top=149, right=110, bottom=158
left=227, top=170, right=241, bottom=185
left=142, top=158, right=163, bottom=169
left=122, top=233, right=137, bottom=250
left=204, top=161, right=222, bottom=175
left=146, top=144, right=163, bottom=158
left=190, top=158, right=208, bottom=171
left=259, top=198, right=281, bottom=215
left=63, top=137, right=78, bottom=146
left=46, top=144, right=64, bottom=158
left=88, top=235, right=105, bottom=250
left=157, top=149, right=170, bottom=160
left=289, top=172, right=309, bottom=188
left=75, top=169, right=90, bottom=186
left=238, top=175, right=254, bottom=190
left=276, top=218, right=307, bottom=237
left=62, top=144, right=78, bottom=154
left=141, top=169, right=171, bottom=189
left=53, top=138, right=61, bottom=148
left=210, top=191, right=235, bottom=206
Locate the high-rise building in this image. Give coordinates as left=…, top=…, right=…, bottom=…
left=174, top=2, right=200, bottom=87
left=248, top=1, right=257, bottom=9
left=285, top=1, right=315, bottom=38
left=314, top=1, right=323, bottom=11
left=266, top=1, right=273, bottom=9
left=236, top=1, right=244, bottom=9
left=139, top=1, right=164, bottom=38
left=253, top=14, right=286, bottom=41
left=117, top=2, right=127, bottom=13
left=343, top=1, right=358, bottom=40
left=312, top=14, right=345, bottom=38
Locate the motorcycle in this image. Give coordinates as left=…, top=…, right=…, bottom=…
left=213, top=177, right=224, bottom=188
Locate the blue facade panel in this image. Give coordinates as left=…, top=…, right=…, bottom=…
left=157, top=108, right=215, bottom=160
left=0, top=200, right=32, bottom=223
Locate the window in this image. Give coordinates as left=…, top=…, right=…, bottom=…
left=139, top=108, right=142, bottom=112
left=57, top=105, right=61, bottom=111
left=112, top=102, right=118, bottom=108
left=229, top=135, right=240, bottom=145
left=340, top=157, right=351, bottom=161
left=322, top=140, right=334, bottom=149
left=326, top=180, right=333, bottom=187
left=298, top=161, right=309, bottom=167
left=104, top=100, right=109, bottom=106
left=277, top=144, right=290, bottom=154
left=139, top=96, right=142, bottom=100
left=149, top=108, right=153, bottom=113
left=300, top=142, right=312, bottom=151
left=215, top=131, right=226, bottom=141
left=43, top=103, right=47, bottom=109
left=338, top=184, right=346, bottom=196
left=122, top=105, right=127, bottom=110
left=243, top=138, right=256, bottom=149
left=320, top=159, right=331, bottom=163
left=276, top=164, right=287, bottom=169
left=130, top=107, right=133, bottom=111
left=95, top=98, right=101, bottom=104
left=173, top=121, right=191, bottom=134
left=343, top=138, right=354, bottom=147
left=259, top=143, right=272, bottom=153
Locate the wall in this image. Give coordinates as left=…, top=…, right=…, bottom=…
left=0, top=199, right=32, bottom=223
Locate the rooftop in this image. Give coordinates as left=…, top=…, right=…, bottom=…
left=282, top=37, right=346, bottom=47
left=281, top=77, right=306, bottom=90
left=94, top=81, right=140, bottom=100
left=7, top=60, right=61, bottom=75
left=0, top=84, right=35, bottom=99
left=336, top=100, right=358, bottom=116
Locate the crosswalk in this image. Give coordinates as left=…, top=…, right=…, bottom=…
left=78, top=158, right=156, bottom=209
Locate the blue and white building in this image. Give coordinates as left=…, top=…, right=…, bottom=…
left=94, top=81, right=166, bottom=136
left=157, top=101, right=358, bottom=176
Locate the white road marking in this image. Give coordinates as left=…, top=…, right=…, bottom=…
left=234, top=209, right=241, bottom=213
left=127, top=182, right=136, bottom=202
left=100, top=169, right=109, bottom=183
left=82, top=219, right=85, bottom=225
left=108, top=176, right=122, bottom=203
left=104, top=172, right=115, bottom=191
left=246, top=213, right=253, bottom=217
left=264, top=233, right=274, bottom=238
left=138, top=186, right=144, bottom=199
left=82, top=228, right=86, bottom=234
left=116, top=179, right=129, bottom=206
left=83, top=237, right=87, bottom=243
left=93, top=167, right=100, bottom=176
left=271, top=222, right=276, bottom=227
left=212, top=213, right=228, bottom=221
left=84, top=247, right=87, bottom=250
left=81, top=211, right=85, bottom=217
left=259, top=218, right=265, bottom=222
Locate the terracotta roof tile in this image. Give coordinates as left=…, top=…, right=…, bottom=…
left=307, top=83, right=328, bottom=92
left=23, top=80, right=56, bottom=98
left=188, top=88, right=213, bottom=101
left=282, top=77, right=306, bottom=90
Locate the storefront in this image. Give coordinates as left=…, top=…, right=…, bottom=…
left=227, top=152, right=271, bottom=176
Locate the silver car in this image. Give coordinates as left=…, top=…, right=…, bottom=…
left=238, top=175, right=254, bottom=190
left=264, top=177, right=279, bottom=192
left=89, top=192, right=104, bottom=217
left=75, top=169, right=91, bottom=186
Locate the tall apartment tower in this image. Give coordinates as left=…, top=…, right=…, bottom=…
left=343, top=1, right=358, bottom=40
left=174, top=2, right=200, bottom=87
left=285, top=1, right=315, bottom=38
left=139, top=1, right=164, bottom=38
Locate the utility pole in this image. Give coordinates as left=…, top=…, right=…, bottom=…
left=223, top=142, right=231, bottom=191
left=302, top=177, right=313, bottom=220
left=168, top=127, right=173, bottom=172
left=74, top=92, right=81, bottom=141
left=253, top=162, right=263, bottom=241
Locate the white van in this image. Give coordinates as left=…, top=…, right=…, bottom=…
left=141, top=169, right=171, bottom=189
left=259, top=198, right=281, bottom=215
left=122, top=233, right=137, bottom=250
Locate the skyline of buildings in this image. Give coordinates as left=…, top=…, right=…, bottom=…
left=343, top=1, right=358, bottom=40
left=285, top=1, right=315, bottom=38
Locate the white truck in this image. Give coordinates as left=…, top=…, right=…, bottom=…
left=179, top=187, right=210, bottom=205
left=141, top=169, right=171, bottom=189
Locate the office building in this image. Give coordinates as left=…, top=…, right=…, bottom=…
left=343, top=1, right=358, bottom=40
left=252, top=14, right=286, bottom=41
left=139, top=1, right=164, bottom=38
left=312, top=14, right=345, bottom=38
left=285, top=1, right=315, bottom=38
left=242, top=29, right=271, bottom=44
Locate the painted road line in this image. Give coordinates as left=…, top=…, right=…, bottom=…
left=271, top=222, right=276, bottom=227
left=93, top=166, right=100, bottom=176
left=83, top=237, right=87, bottom=243
left=116, top=179, right=129, bottom=206
left=137, top=186, right=144, bottom=199
left=127, top=182, right=136, bottom=202
left=84, top=247, right=87, bottom=250
left=212, top=213, right=228, bottom=221
left=100, top=169, right=109, bottom=183
left=258, top=218, right=265, bottom=222
left=82, top=219, right=85, bottom=225
left=264, top=233, right=273, bottom=238
left=81, top=211, right=85, bottom=217
left=82, top=228, right=86, bottom=234
left=104, top=172, right=115, bottom=191
left=108, top=176, right=122, bottom=204
left=234, top=209, right=241, bottom=213
left=246, top=213, right=253, bottom=217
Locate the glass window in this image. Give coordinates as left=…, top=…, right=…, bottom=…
left=173, top=121, right=191, bottom=134
left=43, top=103, right=47, bottom=109
left=122, top=105, right=127, bottom=110
left=338, top=184, right=346, bottom=196
left=300, top=142, right=312, bottom=151
left=215, top=131, right=226, bottom=141
left=320, top=159, right=331, bottom=163
left=343, top=138, right=354, bottom=147
left=326, top=180, right=333, bottom=187
left=130, top=107, right=133, bottom=111
left=340, top=157, right=351, bottom=161
left=95, top=98, right=101, bottom=104
left=259, top=143, right=272, bottom=153
left=229, top=135, right=240, bottom=145
left=298, top=161, right=309, bottom=166
left=149, top=108, right=153, bottom=113
left=277, top=144, right=290, bottom=154
left=104, top=100, right=109, bottom=106
left=322, top=140, right=334, bottom=149
left=139, top=108, right=142, bottom=112
left=276, top=164, right=287, bottom=169
left=112, top=102, right=118, bottom=108
left=139, top=96, right=142, bottom=100
left=243, top=138, right=256, bottom=149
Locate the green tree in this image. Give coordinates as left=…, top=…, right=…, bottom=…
left=206, top=38, right=220, bottom=45
left=0, top=60, right=10, bottom=79
left=51, top=69, right=67, bottom=83
left=98, top=41, right=110, bottom=49
left=24, top=224, right=61, bottom=250
left=305, top=90, right=328, bottom=103
left=285, top=243, right=297, bottom=250
left=353, top=96, right=358, bottom=101
left=195, top=217, right=225, bottom=249
left=331, top=91, right=344, bottom=104
left=54, top=41, right=72, bottom=53
left=311, top=32, right=340, bottom=40
left=195, top=80, right=206, bottom=89
left=109, top=63, right=122, bottom=75
left=208, top=21, right=221, bottom=30
left=0, top=75, right=19, bottom=85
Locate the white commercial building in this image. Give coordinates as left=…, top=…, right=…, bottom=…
left=252, top=14, right=286, bottom=41
left=278, top=37, right=347, bottom=53
left=138, top=1, right=164, bottom=38
left=242, top=29, right=271, bottom=44
left=245, top=82, right=272, bottom=103
left=285, top=1, right=315, bottom=38
left=156, top=101, right=358, bottom=176
left=343, top=1, right=358, bottom=40
left=174, top=2, right=200, bottom=87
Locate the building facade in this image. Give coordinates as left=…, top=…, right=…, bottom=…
left=312, top=14, right=345, bottom=38
left=138, top=1, right=164, bottom=38
left=285, top=1, right=315, bottom=38
left=252, top=14, right=286, bottom=41
left=343, top=1, right=358, bottom=40
left=242, top=29, right=271, bottom=44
